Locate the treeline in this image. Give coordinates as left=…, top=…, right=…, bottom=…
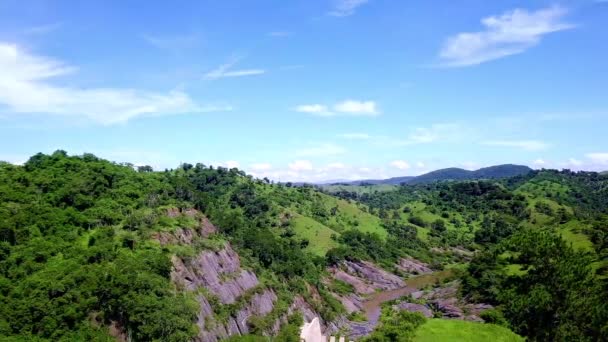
left=0, top=152, right=339, bottom=340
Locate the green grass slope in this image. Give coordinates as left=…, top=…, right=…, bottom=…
left=275, top=188, right=387, bottom=255
left=290, top=213, right=339, bottom=256
left=414, top=319, right=524, bottom=342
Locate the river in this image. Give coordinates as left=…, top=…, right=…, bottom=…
left=362, top=269, right=454, bottom=324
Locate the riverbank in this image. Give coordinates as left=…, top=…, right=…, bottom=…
left=362, top=269, right=454, bottom=323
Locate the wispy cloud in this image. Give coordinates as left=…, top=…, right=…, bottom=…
left=294, top=104, right=331, bottom=115
left=532, top=158, right=547, bottom=167
left=329, top=0, right=369, bottom=17
left=373, top=123, right=463, bottom=147
left=296, top=143, right=347, bottom=157
left=203, top=56, right=266, bottom=80
left=143, top=32, right=201, bottom=50
left=439, top=5, right=574, bottom=67
left=0, top=42, right=221, bottom=125
left=24, top=22, right=62, bottom=35
left=586, top=153, right=608, bottom=165
left=295, top=100, right=379, bottom=117
left=249, top=163, right=273, bottom=171
left=390, top=160, right=411, bottom=170
left=482, top=139, right=550, bottom=151
left=289, top=160, right=313, bottom=171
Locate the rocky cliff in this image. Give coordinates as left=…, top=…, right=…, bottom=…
left=156, top=208, right=321, bottom=342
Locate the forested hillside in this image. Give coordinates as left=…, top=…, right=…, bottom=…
left=1, top=152, right=607, bottom=341
left=323, top=164, right=531, bottom=186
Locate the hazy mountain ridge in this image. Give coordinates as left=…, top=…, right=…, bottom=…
left=327, top=164, right=532, bottom=186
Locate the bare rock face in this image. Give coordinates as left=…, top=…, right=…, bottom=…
left=394, top=302, right=433, bottom=318
left=421, top=281, right=493, bottom=321
left=430, top=298, right=464, bottom=319
left=329, top=261, right=405, bottom=295
left=153, top=208, right=218, bottom=246
left=324, top=316, right=375, bottom=339
left=347, top=321, right=376, bottom=339
left=172, top=244, right=278, bottom=342
left=464, top=303, right=494, bottom=316
left=332, top=269, right=377, bottom=295
left=411, top=290, right=424, bottom=300
left=397, top=258, right=432, bottom=275
left=175, top=247, right=281, bottom=342
left=172, top=244, right=259, bottom=304
left=344, top=261, right=405, bottom=290
left=422, top=281, right=460, bottom=300
left=330, top=292, right=365, bottom=313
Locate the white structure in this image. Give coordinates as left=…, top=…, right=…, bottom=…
left=300, top=318, right=352, bottom=342
left=300, top=317, right=325, bottom=342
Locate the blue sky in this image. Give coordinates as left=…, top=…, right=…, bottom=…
left=1, top=0, right=607, bottom=182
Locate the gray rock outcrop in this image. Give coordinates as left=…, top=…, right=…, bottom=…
left=397, top=258, right=432, bottom=275
left=394, top=302, right=433, bottom=318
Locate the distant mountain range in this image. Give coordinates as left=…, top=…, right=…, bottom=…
left=325, top=164, right=533, bottom=186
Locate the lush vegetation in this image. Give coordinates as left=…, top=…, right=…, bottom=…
left=2, top=151, right=608, bottom=341
left=414, top=319, right=524, bottom=342
left=362, top=308, right=427, bottom=342
left=0, top=152, right=359, bottom=340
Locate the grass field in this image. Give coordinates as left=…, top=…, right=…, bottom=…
left=558, top=220, right=594, bottom=252
left=290, top=213, right=339, bottom=256
left=325, top=196, right=387, bottom=238
left=414, top=319, right=524, bottom=342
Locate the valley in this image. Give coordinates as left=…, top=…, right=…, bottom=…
left=0, top=152, right=607, bottom=341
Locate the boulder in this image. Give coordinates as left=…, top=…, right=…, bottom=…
left=342, top=261, right=405, bottom=290
left=331, top=269, right=376, bottom=295
left=430, top=298, right=464, bottom=319
left=397, top=258, right=432, bottom=275
left=394, top=302, right=433, bottom=318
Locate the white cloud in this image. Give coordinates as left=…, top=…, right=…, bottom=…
left=439, top=6, right=574, bottom=67
left=326, top=162, right=346, bottom=169
left=296, top=143, right=346, bottom=157
left=289, top=160, right=313, bottom=171
left=532, top=159, right=547, bottom=167
left=294, top=104, right=331, bottom=115
left=390, top=160, right=411, bottom=170
left=460, top=161, right=480, bottom=171
left=203, top=56, right=266, bottom=80
left=295, top=100, right=379, bottom=117
left=338, top=133, right=370, bottom=140
left=586, top=153, right=608, bottom=165
left=329, top=0, right=369, bottom=17
left=333, top=100, right=378, bottom=116
left=0, top=42, right=213, bottom=125
left=416, top=161, right=425, bottom=168
left=567, top=158, right=583, bottom=167
left=374, top=123, right=463, bottom=147
left=249, top=163, right=272, bottom=171
left=482, top=140, right=550, bottom=151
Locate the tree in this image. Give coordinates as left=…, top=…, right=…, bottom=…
left=430, top=219, right=446, bottom=236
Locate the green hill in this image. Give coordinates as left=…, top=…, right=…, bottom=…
left=408, top=164, right=532, bottom=184
left=325, top=164, right=532, bottom=186
left=415, top=319, right=524, bottom=342
left=1, top=153, right=607, bottom=341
